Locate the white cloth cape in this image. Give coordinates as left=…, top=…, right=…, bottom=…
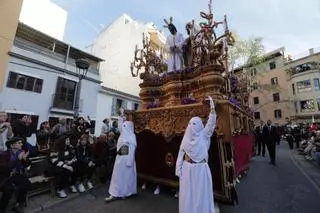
left=166, top=32, right=184, bottom=72
left=108, top=117, right=137, bottom=197
left=176, top=112, right=217, bottom=213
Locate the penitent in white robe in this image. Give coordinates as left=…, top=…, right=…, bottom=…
left=108, top=117, right=137, bottom=197
left=176, top=111, right=217, bottom=213
left=166, top=33, right=185, bottom=72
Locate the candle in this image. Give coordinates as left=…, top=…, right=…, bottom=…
left=223, top=15, right=228, bottom=32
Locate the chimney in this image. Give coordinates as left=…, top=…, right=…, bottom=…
left=309, top=48, right=314, bottom=55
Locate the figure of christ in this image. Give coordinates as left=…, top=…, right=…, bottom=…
left=164, top=17, right=184, bottom=73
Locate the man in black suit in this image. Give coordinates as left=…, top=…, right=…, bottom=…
left=263, top=120, right=277, bottom=165
left=254, top=121, right=265, bottom=156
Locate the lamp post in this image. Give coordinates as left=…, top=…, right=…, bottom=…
left=74, top=58, right=90, bottom=118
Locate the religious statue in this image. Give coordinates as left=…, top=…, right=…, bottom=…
left=183, top=20, right=201, bottom=68
left=163, top=17, right=184, bottom=73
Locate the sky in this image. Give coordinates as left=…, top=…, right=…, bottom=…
left=52, top=0, right=320, bottom=58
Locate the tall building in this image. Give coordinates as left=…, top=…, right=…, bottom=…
left=0, top=23, right=103, bottom=145
left=0, top=0, right=23, bottom=93
left=88, top=13, right=167, bottom=97
left=236, top=46, right=320, bottom=125
left=235, top=47, right=294, bottom=125
left=19, top=0, right=67, bottom=40
left=286, top=48, right=320, bottom=123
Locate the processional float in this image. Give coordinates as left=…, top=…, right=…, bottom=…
left=128, top=0, right=254, bottom=204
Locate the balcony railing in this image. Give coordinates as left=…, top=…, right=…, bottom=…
left=286, top=62, right=320, bottom=76
left=51, top=94, right=83, bottom=112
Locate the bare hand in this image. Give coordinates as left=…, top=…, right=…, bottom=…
left=18, top=151, right=25, bottom=160
left=23, top=151, right=29, bottom=160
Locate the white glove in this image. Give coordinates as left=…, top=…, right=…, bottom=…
left=88, top=161, right=95, bottom=167
left=206, top=96, right=215, bottom=110
left=63, top=165, right=73, bottom=172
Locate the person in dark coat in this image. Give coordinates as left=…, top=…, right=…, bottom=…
left=0, top=137, right=31, bottom=213
left=76, top=134, right=95, bottom=192
left=47, top=134, right=77, bottom=198
left=13, top=115, right=34, bottom=154
left=263, top=120, right=277, bottom=165
left=254, top=121, right=265, bottom=156
left=36, top=121, right=51, bottom=153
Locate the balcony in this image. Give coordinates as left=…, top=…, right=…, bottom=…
left=286, top=62, right=320, bottom=77
left=50, top=94, right=83, bottom=113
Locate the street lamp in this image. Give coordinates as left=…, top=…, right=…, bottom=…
left=74, top=58, right=90, bottom=118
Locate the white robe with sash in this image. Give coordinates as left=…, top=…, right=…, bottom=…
left=176, top=111, right=217, bottom=213
left=166, top=33, right=184, bottom=72
left=108, top=117, right=137, bottom=197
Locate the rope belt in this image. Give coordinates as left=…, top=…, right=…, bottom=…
left=184, top=154, right=206, bottom=164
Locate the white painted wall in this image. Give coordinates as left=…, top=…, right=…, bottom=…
left=19, top=0, right=67, bottom=41
left=94, top=90, right=139, bottom=136
left=95, top=92, right=113, bottom=136
left=0, top=48, right=100, bottom=144
left=89, top=14, right=164, bottom=97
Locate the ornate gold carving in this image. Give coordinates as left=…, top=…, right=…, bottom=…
left=130, top=33, right=166, bottom=80
left=133, top=103, right=210, bottom=138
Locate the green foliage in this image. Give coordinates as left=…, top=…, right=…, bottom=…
left=228, top=34, right=265, bottom=71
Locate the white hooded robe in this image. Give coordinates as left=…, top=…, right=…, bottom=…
left=176, top=111, right=217, bottom=213
left=108, top=118, right=137, bottom=197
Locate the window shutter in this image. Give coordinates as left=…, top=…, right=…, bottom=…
left=111, top=97, right=117, bottom=115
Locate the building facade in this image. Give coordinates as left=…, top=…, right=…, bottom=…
left=236, top=47, right=294, bottom=125
left=0, top=0, right=23, bottom=92
left=87, top=13, right=166, bottom=97
left=0, top=23, right=103, bottom=145
left=286, top=48, right=320, bottom=123
left=94, top=86, right=140, bottom=136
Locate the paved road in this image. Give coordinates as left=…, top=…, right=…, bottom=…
left=38, top=143, right=320, bottom=213
left=221, top=142, right=320, bottom=213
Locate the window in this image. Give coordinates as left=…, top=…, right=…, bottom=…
left=317, top=99, right=320, bottom=111
left=274, top=109, right=282, bottom=119
left=52, top=77, right=77, bottom=110
left=294, top=101, right=298, bottom=113
left=116, top=99, right=123, bottom=113
left=269, top=61, right=276, bottom=70
left=134, top=103, right=139, bottom=110
left=7, top=113, right=39, bottom=134
left=273, top=93, right=280, bottom=102
left=271, top=77, right=278, bottom=85
left=6, top=71, right=43, bottom=93
left=292, top=83, right=296, bottom=95
left=250, top=68, right=257, bottom=77
left=254, top=112, right=260, bottom=120
left=297, top=80, right=312, bottom=92
left=300, top=99, right=315, bottom=112
left=253, top=97, right=259, bottom=105
left=252, top=82, right=258, bottom=90
left=314, top=78, right=320, bottom=91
